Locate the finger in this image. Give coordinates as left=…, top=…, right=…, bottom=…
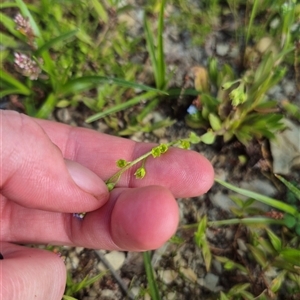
left=4, top=186, right=179, bottom=251
left=34, top=117, right=214, bottom=198
left=1, top=111, right=109, bottom=212
left=0, top=242, right=66, bottom=300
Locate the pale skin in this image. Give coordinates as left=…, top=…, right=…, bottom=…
left=0, top=110, right=214, bottom=300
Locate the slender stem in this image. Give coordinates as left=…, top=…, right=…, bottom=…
left=181, top=217, right=285, bottom=229
left=105, top=139, right=185, bottom=187
left=105, top=150, right=153, bottom=185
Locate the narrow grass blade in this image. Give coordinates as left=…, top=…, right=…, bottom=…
left=136, top=98, right=159, bottom=123
left=0, top=3, right=19, bottom=8
left=0, top=32, right=19, bottom=48
left=143, top=251, right=161, bottom=300
left=156, top=0, right=166, bottom=89
left=0, top=12, right=24, bottom=40
left=91, top=0, right=108, bottom=23
left=85, top=90, right=157, bottom=123
left=60, top=76, right=165, bottom=97
left=62, top=296, right=78, bottom=300
left=0, top=69, right=31, bottom=95
left=35, top=93, right=56, bottom=119
left=35, top=29, right=78, bottom=56
left=275, top=174, right=300, bottom=201
left=0, top=89, right=26, bottom=98
left=208, top=217, right=284, bottom=227
left=144, top=15, right=158, bottom=85
left=215, top=179, right=299, bottom=216
left=246, top=0, right=259, bottom=44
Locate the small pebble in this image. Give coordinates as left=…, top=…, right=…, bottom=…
left=216, top=43, right=230, bottom=56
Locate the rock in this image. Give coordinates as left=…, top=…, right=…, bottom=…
left=204, top=273, right=219, bottom=291
left=270, top=120, right=300, bottom=174
left=216, top=43, right=230, bottom=56
left=209, top=191, right=235, bottom=212
left=179, top=267, right=198, bottom=283
left=104, top=251, right=126, bottom=271
left=158, top=269, right=178, bottom=284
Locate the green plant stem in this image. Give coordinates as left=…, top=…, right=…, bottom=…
left=182, top=217, right=285, bottom=230
left=105, top=149, right=154, bottom=187
left=143, top=251, right=161, bottom=300
left=105, top=139, right=182, bottom=188
left=246, top=0, right=259, bottom=44
left=215, top=178, right=299, bottom=216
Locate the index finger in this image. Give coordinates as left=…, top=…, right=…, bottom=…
left=35, top=118, right=214, bottom=198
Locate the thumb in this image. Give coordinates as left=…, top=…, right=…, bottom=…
left=1, top=111, right=108, bottom=212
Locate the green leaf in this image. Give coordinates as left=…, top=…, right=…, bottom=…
left=275, top=174, right=300, bottom=201
left=270, top=270, right=287, bottom=293
left=35, top=93, right=57, bottom=119
left=258, top=238, right=277, bottom=256
left=215, top=179, right=299, bottom=216
left=0, top=32, right=19, bottom=48
left=189, top=132, right=201, bottom=144
left=266, top=229, right=282, bottom=252
left=208, top=113, right=222, bottom=131
left=34, top=29, right=78, bottom=56
left=208, top=57, right=219, bottom=85
left=200, top=131, right=216, bottom=145
left=280, top=248, right=300, bottom=266
left=247, top=244, right=267, bottom=268
left=295, top=223, right=300, bottom=236
left=90, top=0, right=108, bottom=23
left=283, top=214, right=297, bottom=229
left=229, top=195, right=244, bottom=208
left=0, top=69, right=31, bottom=95
left=194, top=215, right=207, bottom=242
left=0, top=12, right=24, bottom=40
left=229, top=283, right=251, bottom=295
left=143, top=251, right=161, bottom=300
left=62, top=296, right=78, bottom=300
left=60, top=76, right=164, bottom=97
left=143, top=0, right=167, bottom=90
left=282, top=100, right=300, bottom=120
left=156, top=0, right=167, bottom=90
left=220, top=291, right=230, bottom=300
left=85, top=91, right=157, bottom=123
left=202, top=240, right=212, bottom=271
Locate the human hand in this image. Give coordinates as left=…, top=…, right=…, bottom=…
left=0, top=110, right=214, bottom=300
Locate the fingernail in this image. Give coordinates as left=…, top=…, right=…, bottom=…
left=65, top=159, right=107, bottom=200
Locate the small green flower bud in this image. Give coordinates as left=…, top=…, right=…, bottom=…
left=134, top=167, right=146, bottom=179
left=116, top=159, right=128, bottom=168
left=179, top=140, right=190, bottom=149
left=151, top=144, right=168, bottom=157
left=159, top=144, right=168, bottom=154
left=151, top=146, right=161, bottom=157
